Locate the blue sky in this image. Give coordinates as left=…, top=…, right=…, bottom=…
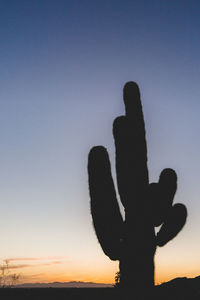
left=0, top=0, right=200, bottom=283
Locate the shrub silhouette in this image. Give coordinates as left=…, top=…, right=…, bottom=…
left=88, top=82, right=187, bottom=290
left=114, top=271, right=121, bottom=288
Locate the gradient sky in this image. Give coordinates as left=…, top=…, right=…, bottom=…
left=0, top=0, right=200, bottom=285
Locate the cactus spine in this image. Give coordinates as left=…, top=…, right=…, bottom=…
left=88, top=82, right=187, bottom=290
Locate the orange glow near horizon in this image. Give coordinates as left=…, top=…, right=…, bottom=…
left=2, top=254, right=199, bottom=285
left=19, top=269, right=200, bottom=285
left=6, top=263, right=199, bottom=285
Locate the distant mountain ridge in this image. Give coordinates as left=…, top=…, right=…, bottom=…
left=15, top=281, right=113, bottom=288
left=15, top=275, right=200, bottom=290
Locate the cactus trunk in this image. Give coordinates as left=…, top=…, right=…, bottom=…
left=119, top=212, right=156, bottom=288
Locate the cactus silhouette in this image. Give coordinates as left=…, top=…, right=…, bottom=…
left=88, top=82, right=187, bottom=290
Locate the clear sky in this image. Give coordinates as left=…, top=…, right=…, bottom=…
left=0, top=0, right=200, bottom=285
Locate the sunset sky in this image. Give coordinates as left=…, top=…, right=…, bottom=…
left=0, top=0, right=200, bottom=285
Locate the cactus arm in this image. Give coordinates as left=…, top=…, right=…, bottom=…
left=88, top=146, right=123, bottom=260
left=158, top=168, right=177, bottom=209
left=156, top=203, right=187, bottom=246
left=149, top=168, right=178, bottom=227
left=123, top=82, right=148, bottom=190
left=113, top=82, right=148, bottom=211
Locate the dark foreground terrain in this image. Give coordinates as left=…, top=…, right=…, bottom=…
left=1, top=276, right=200, bottom=300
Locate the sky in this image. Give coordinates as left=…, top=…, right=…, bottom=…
left=0, top=0, right=200, bottom=285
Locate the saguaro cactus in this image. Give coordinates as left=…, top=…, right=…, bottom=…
left=88, top=82, right=187, bottom=290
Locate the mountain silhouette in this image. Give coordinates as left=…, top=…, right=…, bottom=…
left=14, top=281, right=113, bottom=288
